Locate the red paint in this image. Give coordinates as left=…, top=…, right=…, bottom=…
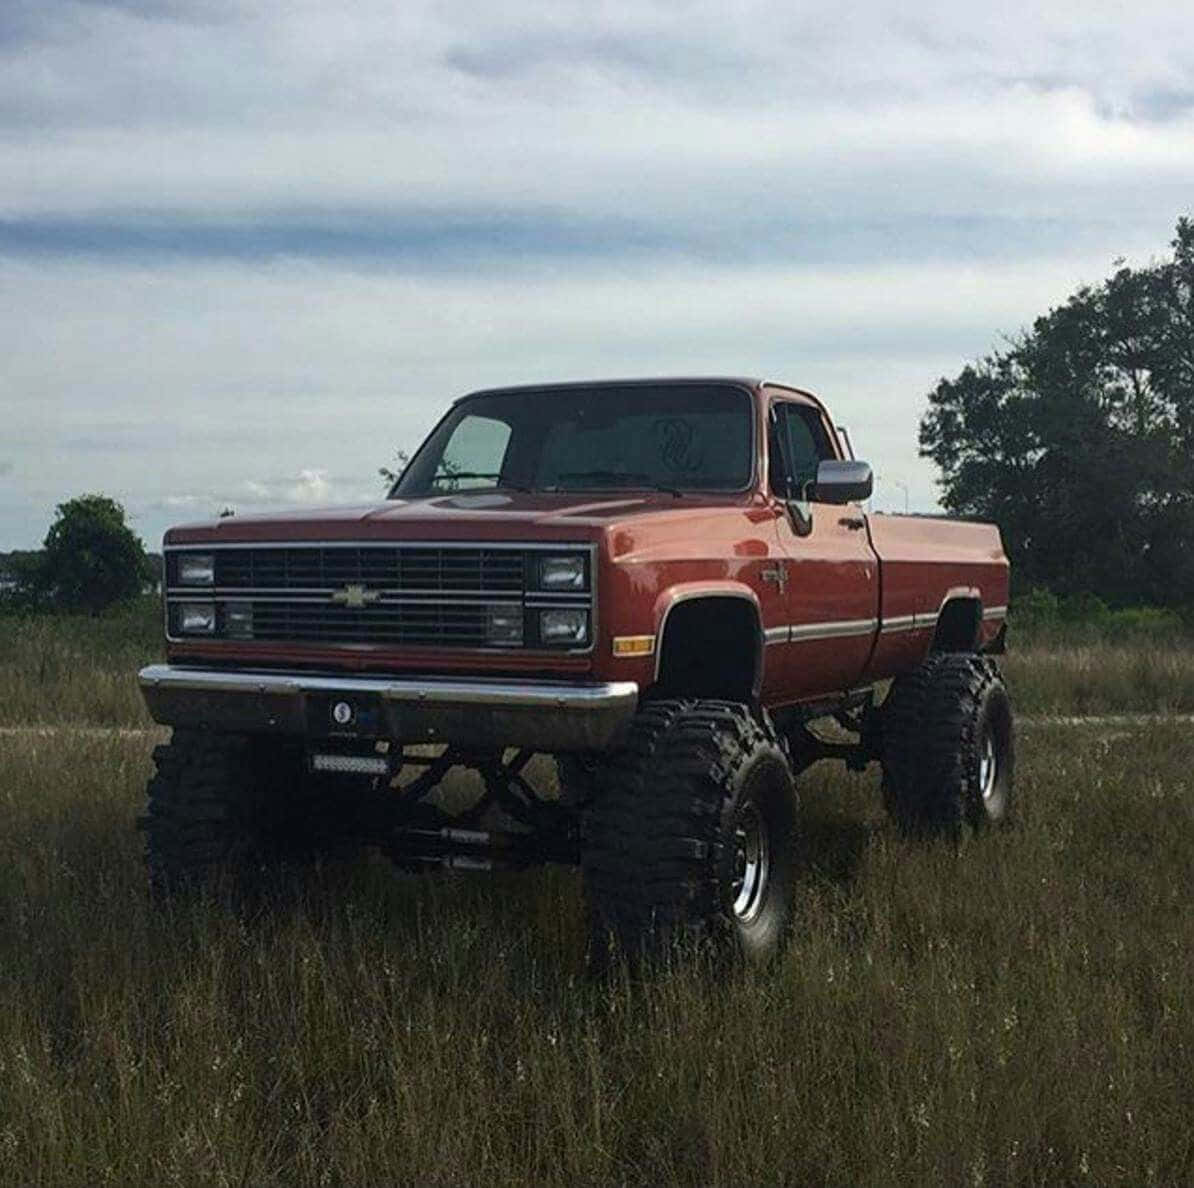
left=166, top=380, right=1009, bottom=707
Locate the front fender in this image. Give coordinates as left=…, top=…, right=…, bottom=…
left=652, top=580, right=762, bottom=637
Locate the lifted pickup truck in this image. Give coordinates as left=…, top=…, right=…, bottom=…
left=139, top=377, right=1013, bottom=962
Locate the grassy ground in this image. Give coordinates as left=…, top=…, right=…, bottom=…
left=0, top=725, right=1190, bottom=1184
left=1, top=607, right=1192, bottom=1182
left=0, top=599, right=160, bottom=728
left=1003, top=643, right=1194, bottom=716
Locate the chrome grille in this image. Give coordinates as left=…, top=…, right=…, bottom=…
left=212, top=546, right=524, bottom=593
left=241, top=600, right=499, bottom=647
left=166, top=542, right=593, bottom=651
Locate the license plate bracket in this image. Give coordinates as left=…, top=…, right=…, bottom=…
left=306, top=693, right=384, bottom=739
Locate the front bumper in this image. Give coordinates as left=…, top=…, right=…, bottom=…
left=138, top=664, right=639, bottom=752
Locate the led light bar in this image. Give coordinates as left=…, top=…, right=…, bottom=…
left=311, top=753, right=389, bottom=776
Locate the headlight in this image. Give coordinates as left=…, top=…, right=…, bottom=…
left=224, top=601, right=253, bottom=640
left=178, top=553, right=214, bottom=586
left=486, top=604, right=524, bottom=646
left=177, top=602, right=216, bottom=634
left=539, top=608, right=589, bottom=646
left=538, top=554, right=587, bottom=590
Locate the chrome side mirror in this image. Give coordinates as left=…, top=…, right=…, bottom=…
left=813, top=459, right=873, bottom=504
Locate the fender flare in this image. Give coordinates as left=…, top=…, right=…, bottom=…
left=652, top=581, right=764, bottom=696
left=933, top=586, right=983, bottom=651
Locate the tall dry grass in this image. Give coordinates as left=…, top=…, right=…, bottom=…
left=0, top=599, right=160, bottom=727
left=0, top=722, right=1190, bottom=1184
left=1004, top=642, right=1194, bottom=716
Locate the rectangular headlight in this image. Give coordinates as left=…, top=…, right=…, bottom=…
left=539, top=608, right=589, bottom=646
left=225, top=601, right=253, bottom=640
left=538, top=554, right=587, bottom=590
left=486, top=604, right=524, bottom=646
left=177, top=553, right=214, bottom=586
left=177, top=602, right=216, bottom=634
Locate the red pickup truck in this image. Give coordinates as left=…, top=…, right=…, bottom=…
left=139, top=378, right=1013, bottom=963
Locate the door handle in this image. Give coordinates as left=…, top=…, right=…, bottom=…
left=838, top=516, right=866, bottom=530
left=760, top=564, right=789, bottom=593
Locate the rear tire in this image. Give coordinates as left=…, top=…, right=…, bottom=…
left=882, top=653, right=1014, bottom=838
left=140, top=729, right=365, bottom=892
left=582, top=700, right=798, bottom=966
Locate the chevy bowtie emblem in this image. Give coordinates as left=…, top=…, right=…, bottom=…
left=331, top=583, right=380, bottom=609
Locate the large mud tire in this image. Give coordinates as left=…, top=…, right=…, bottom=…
left=141, top=729, right=362, bottom=892
left=882, top=653, right=1014, bottom=839
left=582, top=700, right=798, bottom=966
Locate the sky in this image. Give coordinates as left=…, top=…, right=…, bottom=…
left=2, top=0, right=1193, bottom=549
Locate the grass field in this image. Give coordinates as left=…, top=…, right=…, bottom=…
left=0, top=605, right=1191, bottom=1183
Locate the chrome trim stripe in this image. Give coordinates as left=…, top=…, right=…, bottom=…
left=983, top=604, right=1008, bottom=620
left=165, top=592, right=589, bottom=607
left=789, top=617, right=878, bottom=642
left=768, top=609, right=982, bottom=642
left=167, top=587, right=537, bottom=599
left=139, top=665, right=637, bottom=711
left=764, top=617, right=879, bottom=644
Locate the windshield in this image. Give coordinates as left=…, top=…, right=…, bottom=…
left=392, top=383, right=754, bottom=497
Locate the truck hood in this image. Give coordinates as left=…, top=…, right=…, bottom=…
left=163, top=491, right=746, bottom=545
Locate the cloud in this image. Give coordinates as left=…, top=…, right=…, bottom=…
left=0, top=1, right=1191, bottom=548
left=3, top=233, right=1173, bottom=548
left=149, top=470, right=378, bottom=524
left=289, top=469, right=330, bottom=503
left=0, top=207, right=1179, bottom=273
left=0, top=460, right=13, bottom=478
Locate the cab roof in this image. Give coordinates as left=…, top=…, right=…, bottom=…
left=456, top=377, right=764, bottom=402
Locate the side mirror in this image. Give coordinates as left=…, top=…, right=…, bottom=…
left=813, top=459, right=873, bottom=504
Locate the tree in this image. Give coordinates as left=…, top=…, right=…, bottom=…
left=378, top=450, right=410, bottom=491
left=39, top=495, right=152, bottom=614
left=920, top=216, right=1194, bottom=607
left=0, top=550, right=44, bottom=611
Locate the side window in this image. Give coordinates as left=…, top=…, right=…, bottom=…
left=769, top=403, right=835, bottom=499
left=433, top=415, right=512, bottom=490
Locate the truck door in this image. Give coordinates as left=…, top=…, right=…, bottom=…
left=765, top=397, right=880, bottom=702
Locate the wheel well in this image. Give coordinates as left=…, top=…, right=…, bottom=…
left=932, top=598, right=981, bottom=652
left=654, top=597, right=761, bottom=702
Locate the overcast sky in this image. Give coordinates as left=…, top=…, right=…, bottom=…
left=2, top=0, right=1193, bottom=549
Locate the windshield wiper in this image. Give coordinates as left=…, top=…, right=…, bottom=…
left=549, top=470, right=683, bottom=497
left=430, top=472, right=532, bottom=493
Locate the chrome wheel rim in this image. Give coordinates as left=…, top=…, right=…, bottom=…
left=730, top=802, right=770, bottom=923
left=979, top=731, right=998, bottom=804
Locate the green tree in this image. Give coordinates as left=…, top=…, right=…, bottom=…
left=39, top=495, right=151, bottom=614
left=379, top=449, right=410, bottom=490
left=0, top=550, right=44, bottom=611
left=920, top=216, right=1194, bottom=606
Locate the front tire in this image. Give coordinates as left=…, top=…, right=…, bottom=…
left=140, top=729, right=365, bottom=892
left=582, top=700, right=798, bottom=966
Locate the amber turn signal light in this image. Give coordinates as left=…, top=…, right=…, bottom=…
left=612, top=635, right=655, bottom=657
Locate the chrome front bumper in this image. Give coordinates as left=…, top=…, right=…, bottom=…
left=138, top=665, right=639, bottom=751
